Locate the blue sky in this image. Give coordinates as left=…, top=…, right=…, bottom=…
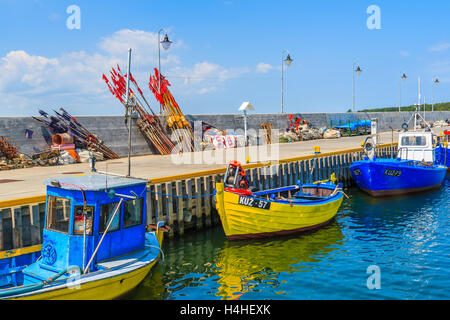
left=0, top=0, right=449, bottom=116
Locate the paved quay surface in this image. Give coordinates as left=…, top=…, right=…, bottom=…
left=1, top=127, right=448, bottom=201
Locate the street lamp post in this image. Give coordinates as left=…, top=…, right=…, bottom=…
left=399, top=72, right=407, bottom=112
left=281, top=50, right=293, bottom=114
left=352, top=62, right=362, bottom=112
left=157, top=28, right=173, bottom=115
left=432, top=77, right=439, bottom=112
left=124, top=48, right=132, bottom=177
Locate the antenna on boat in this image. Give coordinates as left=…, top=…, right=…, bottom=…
left=405, top=76, right=431, bottom=131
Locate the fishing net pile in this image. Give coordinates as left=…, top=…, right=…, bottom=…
left=149, top=68, right=199, bottom=152
left=33, top=108, right=119, bottom=160
left=103, top=66, right=175, bottom=155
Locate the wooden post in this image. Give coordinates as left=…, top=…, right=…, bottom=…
left=164, top=182, right=175, bottom=238
left=0, top=209, right=4, bottom=251
left=258, top=167, right=265, bottom=191
left=155, top=184, right=163, bottom=224
left=204, top=176, right=212, bottom=228
left=12, top=206, right=23, bottom=249
left=185, top=178, right=194, bottom=227
left=29, top=204, right=41, bottom=245
left=268, top=166, right=274, bottom=189
left=195, top=177, right=203, bottom=229
left=319, top=157, right=325, bottom=180
left=176, top=181, right=184, bottom=236
left=282, top=163, right=288, bottom=187
left=288, top=162, right=295, bottom=185
left=277, top=164, right=282, bottom=188
left=305, top=160, right=310, bottom=183
left=146, top=185, right=154, bottom=226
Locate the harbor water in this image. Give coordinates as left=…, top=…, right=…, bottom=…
left=127, top=177, right=450, bottom=300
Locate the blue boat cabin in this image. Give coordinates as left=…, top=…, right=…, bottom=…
left=21, top=175, right=148, bottom=286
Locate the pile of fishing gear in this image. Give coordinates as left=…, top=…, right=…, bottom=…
left=33, top=108, right=119, bottom=160
left=0, top=136, right=19, bottom=159
left=103, top=65, right=175, bottom=155
left=149, top=68, right=199, bottom=152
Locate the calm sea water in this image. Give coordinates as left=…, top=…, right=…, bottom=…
left=127, top=177, right=450, bottom=300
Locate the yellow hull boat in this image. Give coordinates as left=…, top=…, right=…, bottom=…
left=215, top=182, right=344, bottom=240
left=2, top=231, right=163, bottom=300
left=0, top=175, right=167, bottom=300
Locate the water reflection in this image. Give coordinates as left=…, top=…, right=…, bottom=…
left=125, top=178, right=449, bottom=300
left=214, top=221, right=344, bottom=300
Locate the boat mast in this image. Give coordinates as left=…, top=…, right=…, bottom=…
left=406, top=76, right=431, bottom=131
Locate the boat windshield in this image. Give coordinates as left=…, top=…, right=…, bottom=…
left=401, top=136, right=427, bottom=146
left=74, top=206, right=94, bottom=235
left=46, top=196, right=71, bottom=234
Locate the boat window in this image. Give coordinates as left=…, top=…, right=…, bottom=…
left=47, top=196, right=71, bottom=234
left=73, top=206, right=94, bottom=235
left=401, top=136, right=427, bottom=146
left=99, top=202, right=121, bottom=233
left=123, top=198, right=143, bottom=228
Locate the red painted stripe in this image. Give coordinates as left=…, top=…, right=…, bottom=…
left=361, top=183, right=442, bottom=197
left=226, top=218, right=334, bottom=241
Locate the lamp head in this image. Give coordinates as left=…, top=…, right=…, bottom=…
left=284, top=54, right=293, bottom=66
left=434, top=78, right=440, bottom=85
left=401, top=73, right=407, bottom=81
left=355, top=66, right=362, bottom=76
left=161, top=34, right=172, bottom=50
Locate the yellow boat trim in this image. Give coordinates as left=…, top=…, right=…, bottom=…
left=0, top=195, right=46, bottom=209
left=0, top=244, right=42, bottom=259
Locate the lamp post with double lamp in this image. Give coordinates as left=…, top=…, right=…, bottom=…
left=399, top=72, right=407, bottom=112
left=281, top=50, right=293, bottom=113
left=432, top=77, right=439, bottom=112
left=352, top=62, right=362, bottom=112
left=157, top=29, right=173, bottom=115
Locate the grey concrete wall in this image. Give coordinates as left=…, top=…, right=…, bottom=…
left=0, top=116, right=150, bottom=157
left=1, top=111, right=449, bottom=157
left=189, top=111, right=450, bottom=132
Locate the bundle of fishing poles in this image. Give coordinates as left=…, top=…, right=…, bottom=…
left=149, top=68, right=199, bottom=152
left=103, top=65, right=175, bottom=155
left=33, top=108, right=119, bottom=160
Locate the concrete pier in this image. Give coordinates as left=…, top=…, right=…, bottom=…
left=0, top=125, right=448, bottom=249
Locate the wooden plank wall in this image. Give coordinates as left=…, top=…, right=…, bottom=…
left=0, top=144, right=397, bottom=248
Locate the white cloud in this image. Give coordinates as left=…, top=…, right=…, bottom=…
left=0, top=29, right=247, bottom=115
left=167, top=61, right=250, bottom=94
left=399, top=50, right=410, bottom=57
left=255, top=62, right=273, bottom=73
left=428, top=42, right=450, bottom=52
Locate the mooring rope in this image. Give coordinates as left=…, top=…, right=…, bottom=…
left=147, top=189, right=216, bottom=198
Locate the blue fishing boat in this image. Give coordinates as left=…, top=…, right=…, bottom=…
left=0, top=175, right=167, bottom=300
left=350, top=131, right=447, bottom=197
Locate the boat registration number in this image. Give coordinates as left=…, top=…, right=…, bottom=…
left=238, top=196, right=271, bottom=210
left=384, top=169, right=402, bottom=177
